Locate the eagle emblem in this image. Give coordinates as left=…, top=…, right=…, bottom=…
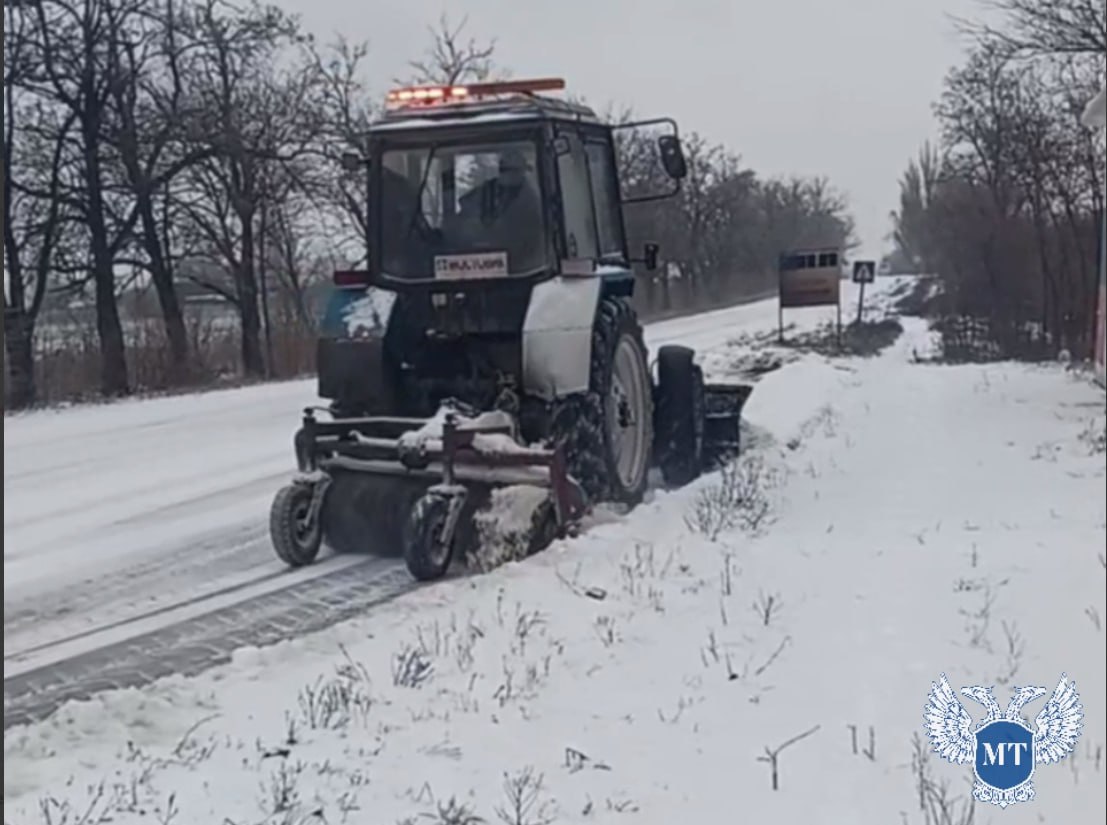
left=924, top=673, right=1083, bottom=808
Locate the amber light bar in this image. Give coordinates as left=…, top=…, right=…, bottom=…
left=385, top=77, right=566, bottom=108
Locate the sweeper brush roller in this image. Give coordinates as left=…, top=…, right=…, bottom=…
left=268, top=408, right=587, bottom=581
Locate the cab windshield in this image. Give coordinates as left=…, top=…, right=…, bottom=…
left=376, top=138, right=548, bottom=281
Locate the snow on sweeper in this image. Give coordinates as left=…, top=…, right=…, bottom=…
left=269, top=77, right=753, bottom=581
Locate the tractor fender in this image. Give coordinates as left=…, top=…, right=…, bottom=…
left=317, top=286, right=399, bottom=412
left=522, top=275, right=602, bottom=400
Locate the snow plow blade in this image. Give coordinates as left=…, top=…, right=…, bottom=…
left=269, top=408, right=587, bottom=581
left=702, top=382, right=753, bottom=465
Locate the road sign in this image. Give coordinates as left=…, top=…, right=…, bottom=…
left=777, top=248, right=843, bottom=344
left=778, top=249, right=842, bottom=309
left=852, top=260, right=876, bottom=284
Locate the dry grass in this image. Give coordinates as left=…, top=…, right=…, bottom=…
left=5, top=314, right=316, bottom=411
left=5, top=281, right=782, bottom=412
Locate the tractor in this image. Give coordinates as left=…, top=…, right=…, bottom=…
left=270, top=77, right=752, bottom=581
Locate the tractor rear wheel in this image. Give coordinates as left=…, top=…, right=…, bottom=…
left=550, top=297, right=653, bottom=507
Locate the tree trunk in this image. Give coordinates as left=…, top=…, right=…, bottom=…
left=83, top=130, right=130, bottom=397
left=4, top=310, right=37, bottom=409
left=1092, top=208, right=1106, bottom=361
left=258, top=205, right=273, bottom=378
left=238, top=212, right=265, bottom=377
left=92, top=260, right=130, bottom=396
left=138, top=194, right=189, bottom=375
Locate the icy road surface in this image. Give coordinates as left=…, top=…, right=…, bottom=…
left=4, top=285, right=813, bottom=716
left=4, top=294, right=1103, bottom=824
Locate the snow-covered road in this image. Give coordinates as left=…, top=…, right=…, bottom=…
left=3, top=285, right=811, bottom=695
left=3, top=379, right=340, bottom=683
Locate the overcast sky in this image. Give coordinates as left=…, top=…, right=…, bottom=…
left=278, top=0, right=982, bottom=259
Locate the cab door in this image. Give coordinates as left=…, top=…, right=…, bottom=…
left=552, top=125, right=629, bottom=270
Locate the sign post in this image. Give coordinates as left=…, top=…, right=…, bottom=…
left=852, top=260, right=876, bottom=324
left=778, top=248, right=844, bottom=344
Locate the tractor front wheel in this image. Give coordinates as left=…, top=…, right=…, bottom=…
left=270, top=482, right=324, bottom=568
left=403, top=489, right=462, bottom=581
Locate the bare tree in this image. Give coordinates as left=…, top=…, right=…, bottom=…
left=311, top=37, right=375, bottom=262
left=615, top=118, right=855, bottom=317
left=264, top=199, right=325, bottom=334
left=892, top=10, right=1105, bottom=360
left=103, top=0, right=216, bottom=378
left=3, top=3, right=859, bottom=405
left=404, top=13, right=499, bottom=86
left=3, top=4, right=77, bottom=407
left=957, top=0, right=1106, bottom=59
left=890, top=143, right=944, bottom=273
left=175, top=0, right=322, bottom=377
left=28, top=0, right=149, bottom=396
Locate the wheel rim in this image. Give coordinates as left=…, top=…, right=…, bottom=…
left=427, top=519, right=450, bottom=567
left=293, top=495, right=316, bottom=547
left=608, top=336, right=651, bottom=491
left=425, top=498, right=452, bottom=569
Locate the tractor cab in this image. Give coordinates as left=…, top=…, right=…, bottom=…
left=316, top=77, right=690, bottom=417
left=343, top=78, right=687, bottom=290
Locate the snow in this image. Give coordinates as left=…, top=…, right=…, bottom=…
left=741, top=357, right=853, bottom=444
left=393, top=405, right=529, bottom=456
left=471, top=484, right=556, bottom=571
left=3, top=378, right=321, bottom=672
left=481, top=484, right=553, bottom=528
left=5, top=278, right=1105, bottom=824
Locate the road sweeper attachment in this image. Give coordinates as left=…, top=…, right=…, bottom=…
left=268, top=77, right=754, bottom=581
left=271, top=406, right=588, bottom=580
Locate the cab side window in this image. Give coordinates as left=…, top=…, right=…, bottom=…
left=555, top=130, right=598, bottom=260
left=584, top=138, right=625, bottom=262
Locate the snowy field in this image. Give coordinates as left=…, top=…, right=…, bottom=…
left=5, top=278, right=1106, bottom=824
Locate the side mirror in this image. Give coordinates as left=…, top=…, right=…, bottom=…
left=643, top=242, right=660, bottom=272
left=340, top=152, right=365, bottom=173
left=657, top=135, right=687, bottom=180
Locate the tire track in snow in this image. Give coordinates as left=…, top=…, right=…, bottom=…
left=3, top=381, right=308, bottom=454
left=3, top=462, right=290, bottom=537
left=3, top=525, right=277, bottom=655
left=3, top=556, right=416, bottom=731
left=4, top=551, right=381, bottom=676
